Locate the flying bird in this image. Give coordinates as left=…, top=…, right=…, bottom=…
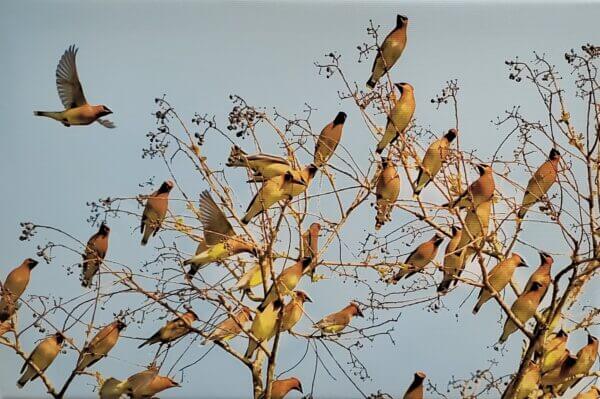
left=245, top=300, right=283, bottom=358
left=257, top=257, right=313, bottom=312
left=414, top=129, right=457, bottom=195
left=81, top=223, right=110, bottom=288
left=138, top=310, right=198, bottom=348
left=280, top=291, right=312, bottom=333
left=314, top=302, right=363, bottom=334
left=76, top=319, right=126, bottom=372
left=0, top=258, right=38, bottom=322
left=499, top=281, right=546, bottom=343
left=140, top=180, right=174, bottom=246
left=375, top=158, right=400, bottom=230
left=226, top=146, right=293, bottom=181
left=314, top=112, right=347, bottom=166
left=518, top=148, right=561, bottom=219
left=17, top=332, right=64, bottom=388
left=34, top=45, right=114, bottom=128
left=403, top=371, right=426, bottom=399
left=389, top=235, right=444, bottom=283
left=202, top=307, right=253, bottom=344
left=268, top=377, right=303, bottom=399
left=376, top=82, right=415, bottom=154
left=367, top=14, right=409, bottom=89
left=444, top=164, right=495, bottom=209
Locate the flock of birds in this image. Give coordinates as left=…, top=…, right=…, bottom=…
left=0, top=12, right=598, bottom=399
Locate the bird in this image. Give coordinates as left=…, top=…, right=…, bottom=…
left=375, top=157, right=400, bottom=230
left=245, top=300, right=283, bottom=358
left=376, top=82, right=415, bottom=154
left=437, top=226, right=463, bottom=293
left=444, top=164, right=495, bottom=209
left=76, top=319, right=126, bottom=372
left=257, top=257, right=313, bottom=312
left=129, top=374, right=179, bottom=398
left=140, top=180, right=174, bottom=246
left=290, top=164, right=318, bottom=197
left=541, top=352, right=577, bottom=387
left=556, top=334, right=599, bottom=394
left=499, top=281, right=546, bottom=343
left=34, top=45, right=114, bottom=128
left=99, top=377, right=129, bottom=399
left=403, top=371, right=426, bottom=399
left=122, top=368, right=158, bottom=397
left=0, top=258, right=39, bottom=322
left=388, top=235, right=444, bottom=283
left=314, top=302, right=363, bottom=334
left=523, top=251, right=553, bottom=298
left=183, top=191, right=257, bottom=278
left=17, top=332, right=64, bottom=388
left=301, top=222, right=321, bottom=278
left=268, top=377, right=303, bottom=399
left=280, top=291, right=312, bottom=333
left=472, top=253, right=528, bottom=314
left=202, top=306, right=253, bottom=344
left=234, top=259, right=273, bottom=292
left=366, top=14, right=409, bottom=89
left=518, top=148, right=561, bottom=219
left=414, top=129, right=457, bottom=195
left=574, top=386, right=600, bottom=399
left=242, top=171, right=307, bottom=224
left=81, top=223, right=110, bottom=288
left=539, top=329, right=569, bottom=374
left=226, top=145, right=293, bottom=181
left=138, top=310, right=198, bottom=348
left=504, top=361, right=541, bottom=399
left=314, top=111, right=347, bottom=166
left=457, top=199, right=493, bottom=264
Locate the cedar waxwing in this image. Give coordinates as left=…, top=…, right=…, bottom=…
left=314, top=302, right=364, bottom=334
left=242, top=171, right=307, bottom=224
left=518, top=148, right=561, bottom=219
left=541, top=352, right=577, bottom=387
left=280, top=291, right=312, bottom=332
left=366, top=15, right=409, bottom=89
left=140, top=180, right=174, bottom=246
left=376, top=82, right=415, bottom=154
left=290, top=164, right=318, bottom=197
left=556, top=334, right=599, bottom=394
left=314, top=112, right=347, bottom=166
left=34, top=45, right=114, bottom=128
left=245, top=300, right=283, bottom=358
left=499, top=281, right=546, bottom=344
left=257, top=257, right=313, bottom=312
left=99, top=377, right=129, bottom=399
left=130, top=375, right=179, bottom=398
left=184, top=191, right=258, bottom=278
left=123, top=368, right=158, bottom=396
left=389, top=235, right=444, bottom=283
left=575, top=386, right=600, bottom=399
left=504, top=361, right=541, bottom=399
left=437, top=226, right=463, bottom=293
left=523, top=252, right=553, bottom=299
left=539, top=329, right=569, bottom=374
left=226, top=145, right=293, bottom=181
left=302, top=223, right=321, bottom=277
left=17, top=332, right=64, bottom=388
left=81, top=223, right=110, bottom=288
left=138, top=310, right=198, bottom=348
left=268, top=377, right=303, bottom=399
left=472, top=253, right=528, bottom=314
left=234, top=259, right=273, bottom=292
left=457, top=199, right=493, bottom=265
left=414, top=129, right=457, bottom=195
left=202, top=306, right=253, bottom=344
left=0, top=258, right=39, bottom=322
left=76, top=319, right=126, bottom=372
left=445, top=164, right=495, bottom=209
left=375, top=158, right=401, bottom=230
left=403, top=371, right=426, bottom=399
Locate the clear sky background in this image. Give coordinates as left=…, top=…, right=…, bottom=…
left=1, top=1, right=599, bottom=398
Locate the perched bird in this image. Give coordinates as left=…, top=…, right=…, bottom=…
left=499, top=281, right=546, bottom=344
left=99, top=377, right=129, bottom=399
left=314, top=112, right=347, bottom=166
left=539, top=329, right=569, bottom=374
left=574, top=386, right=600, bottom=399
left=226, top=145, right=293, bottom=181
left=457, top=199, right=493, bottom=263
left=556, top=334, right=599, bottom=394
left=0, top=258, right=39, bottom=322
left=301, top=223, right=321, bottom=277
left=504, top=361, right=541, bottom=399
left=523, top=251, right=553, bottom=298
left=245, top=300, right=283, bottom=358
left=138, top=310, right=198, bottom=348
left=389, top=235, right=444, bottom=283
left=472, top=253, right=528, bottom=314
left=257, top=257, right=313, bottom=312
left=437, top=226, right=463, bottom=293
left=403, top=371, right=426, bottom=399
left=80, top=223, right=110, bottom=288
left=314, top=302, right=364, bottom=334
left=268, top=377, right=303, bottom=399
left=76, top=319, right=126, bottom=372
left=123, top=368, right=158, bottom=397
left=17, top=332, right=64, bottom=388
left=366, top=14, right=409, bottom=89
left=202, top=306, right=253, bottom=344
left=34, top=45, right=114, bottom=128
left=184, top=191, right=257, bottom=278
left=375, top=158, right=401, bottom=230
left=242, top=171, right=306, bottom=224
left=234, top=259, right=273, bottom=292
left=140, top=180, right=174, bottom=246
left=280, top=291, right=312, bottom=333
left=414, top=129, right=457, bottom=195
left=129, top=374, right=179, bottom=398
left=518, top=148, right=561, bottom=219
left=376, top=82, right=415, bottom=154
left=445, top=164, right=495, bottom=209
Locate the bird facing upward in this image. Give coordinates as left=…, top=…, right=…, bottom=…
left=0, top=258, right=39, bottom=322
left=414, top=129, right=457, bottom=195
left=518, top=148, right=561, bottom=219
left=375, top=157, right=401, bottom=230
left=376, top=82, right=415, bottom=154
left=81, top=223, right=110, bottom=288
left=140, top=180, right=174, bottom=246
left=314, top=111, right=347, bottom=166
left=367, top=14, right=409, bottom=89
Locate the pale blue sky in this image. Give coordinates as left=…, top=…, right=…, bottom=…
left=1, top=1, right=599, bottom=398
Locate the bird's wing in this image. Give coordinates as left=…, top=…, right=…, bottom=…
left=245, top=154, right=290, bottom=165
left=88, top=324, right=117, bottom=350
left=96, top=118, right=116, bottom=129
left=56, top=45, right=87, bottom=108
left=199, top=191, right=235, bottom=246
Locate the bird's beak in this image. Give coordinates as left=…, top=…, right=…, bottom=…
left=357, top=308, right=364, bottom=318
left=305, top=295, right=313, bottom=303
left=296, top=383, right=304, bottom=393
left=518, top=261, right=529, bottom=268
left=105, top=107, right=113, bottom=115
left=293, top=177, right=307, bottom=186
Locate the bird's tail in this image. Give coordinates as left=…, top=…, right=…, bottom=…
left=141, top=227, right=152, bottom=246
left=245, top=339, right=258, bottom=358
left=366, top=77, right=376, bottom=89
left=517, top=206, right=528, bottom=220
left=437, top=279, right=451, bottom=294
left=226, top=145, right=247, bottom=167
left=472, top=302, right=482, bottom=315
left=185, top=265, right=199, bottom=280
left=33, top=111, right=62, bottom=120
